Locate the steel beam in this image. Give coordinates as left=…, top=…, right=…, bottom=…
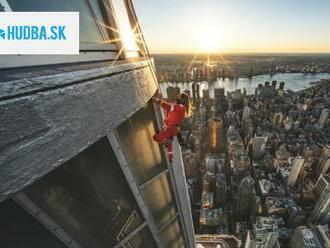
left=107, top=131, right=163, bottom=248
left=139, top=169, right=169, bottom=189
left=13, top=192, right=82, bottom=248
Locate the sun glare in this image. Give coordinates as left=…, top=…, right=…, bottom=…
left=112, top=0, right=140, bottom=57
left=198, top=27, right=219, bottom=53
left=193, top=16, right=226, bottom=53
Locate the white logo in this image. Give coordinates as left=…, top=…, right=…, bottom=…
left=0, top=12, right=79, bottom=54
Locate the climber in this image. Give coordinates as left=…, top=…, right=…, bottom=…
left=153, top=93, right=191, bottom=162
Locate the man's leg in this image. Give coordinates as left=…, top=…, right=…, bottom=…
left=165, top=143, right=173, bottom=162
left=154, top=126, right=176, bottom=162
left=153, top=128, right=172, bottom=144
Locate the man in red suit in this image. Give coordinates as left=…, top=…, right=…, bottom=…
left=153, top=93, right=190, bottom=162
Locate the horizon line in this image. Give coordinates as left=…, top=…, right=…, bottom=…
left=150, top=51, right=330, bottom=55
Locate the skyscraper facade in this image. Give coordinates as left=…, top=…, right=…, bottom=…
left=236, top=175, right=256, bottom=219
left=0, top=1, right=195, bottom=247
left=289, top=225, right=330, bottom=248
left=207, top=118, right=223, bottom=154
left=309, top=178, right=330, bottom=224
left=317, top=145, right=330, bottom=178
left=317, top=108, right=329, bottom=129
left=287, top=157, right=305, bottom=188
left=252, top=135, right=268, bottom=160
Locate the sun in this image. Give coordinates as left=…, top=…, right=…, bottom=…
left=198, top=27, right=219, bottom=53
left=193, top=16, right=227, bottom=53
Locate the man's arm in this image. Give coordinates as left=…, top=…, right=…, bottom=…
left=153, top=97, right=171, bottom=111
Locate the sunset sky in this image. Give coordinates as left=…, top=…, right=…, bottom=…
left=134, top=0, right=330, bottom=54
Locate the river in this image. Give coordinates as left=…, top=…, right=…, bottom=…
left=159, top=72, right=330, bottom=98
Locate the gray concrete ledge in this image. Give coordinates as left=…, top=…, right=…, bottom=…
left=0, top=59, right=152, bottom=100
left=0, top=59, right=157, bottom=202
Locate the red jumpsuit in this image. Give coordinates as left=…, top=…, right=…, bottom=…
left=153, top=100, right=186, bottom=162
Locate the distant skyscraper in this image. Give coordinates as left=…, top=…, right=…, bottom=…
left=242, top=106, right=251, bottom=122
left=195, top=104, right=207, bottom=126
left=216, top=173, right=227, bottom=206
left=246, top=217, right=283, bottom=248
left=317, top=108, right=329, bottom=128
left=279, top=82, right=285, bottom=90
left=214, top=88, right=225, bottom=117
left=236, top=175, right=256, bottom=218
left=233, top=154, right=250, bottom=177
left=208, top=118, right=223, bottom=154
left=192, top=82, right=197, bottom=99
left=271, top=80, right=277, bottom=90
left=196, top=83, right=200, bottom=99
left=203, top=89, right=210, bottom=101
left=317, top=145, right=330, bottom=178
left=314, top=175, right=330, bottom=200
left=228, top=98, right=234, bottom=111
left=244, top=231, right=280, bottom=248
left=214, top=87, right=225, bottom=99
left=289, top=225, right=330, bottom=248
left=210, top=105, right=216, bottom=118
left=287, top=157, right=305, bottom=188
left=255, top=84, right=263, bottom=97
left=309, top=177, right=330, bottom=224
left=252, top=135, right=268, bottom=160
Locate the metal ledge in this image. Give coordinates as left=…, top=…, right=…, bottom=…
left=166, top=138, right=196, bottom=248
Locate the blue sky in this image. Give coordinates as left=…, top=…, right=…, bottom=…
left=134, top=0, right=330, bottom=53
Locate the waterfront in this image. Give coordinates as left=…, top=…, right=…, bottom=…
left=160, top=72, right=330, bottom=98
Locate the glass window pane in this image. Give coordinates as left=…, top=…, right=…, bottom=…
left=116, top=101, right=167, bottom=184
left=141, top=174, right=177, bottom=227
left=160, top=217, right=185, bottom=248
left=7, top=0, right=106, bottom=43
left=111, top=0, right=139, bottom=57
left=24, top=137, right=145, bottom=248
left=0, top=199, right=67, bottom=248
left=88, top=0, right=112, bottom=42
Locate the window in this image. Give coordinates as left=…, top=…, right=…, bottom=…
left=0, top=0, right=10, bottom=11
left=116, top=101, right=167, bottom=184
left=111, top=0, right=140, bottom=57
left=141, top=174, right=178, bottom=228
left=23, top=138, right=152, bottom=248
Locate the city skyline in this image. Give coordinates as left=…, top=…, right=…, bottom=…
left=134, top=0, right=330, bottom=54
